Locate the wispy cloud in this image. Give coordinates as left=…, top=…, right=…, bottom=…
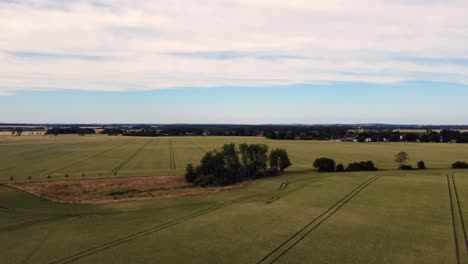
left=1, top=0, right=468, bottom=95
left=8, top=51, right=113, bottom=61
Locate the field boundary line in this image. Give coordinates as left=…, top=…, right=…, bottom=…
left=257, top=176, right=379, bottom=264
left=110, top=139, right=152, bottom=175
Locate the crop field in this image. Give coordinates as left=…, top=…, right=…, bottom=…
left=1, top=135, right=468, bottom=263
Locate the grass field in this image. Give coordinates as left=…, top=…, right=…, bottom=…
left=1, top=135, right=468, bottom=263
left=1, top=134, right=468, bottom=182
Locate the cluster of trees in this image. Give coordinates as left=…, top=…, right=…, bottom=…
left=185, top=144, right=291, bottom=186
left=46, top=127, right=95, bottom=135
left=452, top=161, right=468, bottom=169
left=102, top=128, right=124, bottom=136
left=313, top=158, right=378, bottom=172
left=312, top=152, right=430, bottom=172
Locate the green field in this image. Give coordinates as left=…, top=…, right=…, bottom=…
left=1, top=135, right=468, bottom=263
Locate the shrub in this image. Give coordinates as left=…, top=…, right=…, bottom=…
left=399, top=165, right=413, bottom=170
left=452, top=161, right=468, bottom=169
left=417, top=160, right=426, bottom=169
left=185, top=163, right=198, bottom=183
left=47, top=175, right=51, bottom=179
left=346, top=161, right=378, bottom=171
left=313, top=158, right=336, bottom=172
left=193, top=175, right=212, bottom=187
left=10, top=176, right=13, bottom=181
left=336, top=163, right=345, bottom=172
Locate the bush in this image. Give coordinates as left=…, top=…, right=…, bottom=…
left=193, top=175, right=213, bottom=187
left=313, top=158, right=336, bottom=172
left=399, top=165, right=413, bottom=170
left=452, top=161, right=468, bottom=169
left=185, top=163, right=198, bottom=183
left=346, top=161, right=378, bottom=171
left=336, top=163, right=345, bottom=172
left=417, top=160, right=426, bottom=169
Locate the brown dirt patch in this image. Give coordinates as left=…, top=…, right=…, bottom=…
left=8, top=176, right=246, bottom=204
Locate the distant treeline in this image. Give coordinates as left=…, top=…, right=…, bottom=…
left=354, top=130, right=468, bottom=143
left=30, top=124, right=468, bottom=143
left=46, top=127, right=95, bottom=135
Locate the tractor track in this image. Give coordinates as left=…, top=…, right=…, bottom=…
left=257, top=176, right=379, bottom=264
left=47, top=181, right=293, bottom=264
left=0, top=206, right=121, bottom=233
left=110, top=139, right=152, bottom=175
left=169, top=140, right=176, bottom=174
left=447, top=174, right=468, bottom=264
left=0, top=215, right=76, bottom=233
left=45, top=143, right=123, bottom=176
left=451, top=174, right=468, bottom=254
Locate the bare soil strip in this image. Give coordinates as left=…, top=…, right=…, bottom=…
left=257, top=176, right=379, bottom=264
left=8, top=176, right=245, bottom=204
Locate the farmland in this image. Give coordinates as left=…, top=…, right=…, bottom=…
left=1, top=135, right=468, bottom=263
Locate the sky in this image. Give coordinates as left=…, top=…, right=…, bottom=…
left=1, top=0, right=467, bottom=124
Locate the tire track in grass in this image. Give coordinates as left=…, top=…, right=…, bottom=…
left=257, top=176, right=379, bottom=264
left=110, top=139, right=152, bottom=175
left=45, top=143, right=122, bottom=176
left=447, top=174, right=461, bottom=264
left=0, top=215, right=76, bottom=233
left=451, top=174, right=468, bottom=257
left=447, top=174, right=468, bottom=263
left=265, top=182, right=289, bottom=204
left=168, top=140, right=176, bottom=175
left=0, top=205, right=117, bottom=218
left=47, top=181, right=291, bottom=264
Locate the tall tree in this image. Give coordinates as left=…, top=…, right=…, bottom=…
left=394, top=151, right=409, bottom=167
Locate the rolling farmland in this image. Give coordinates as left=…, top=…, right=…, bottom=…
left=1, top=135, right=468, bottom=263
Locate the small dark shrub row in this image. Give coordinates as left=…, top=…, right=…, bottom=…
left=346, top=161, right=378, bottom=172
left=399, top=161, right=426, bottom=170
left=452, top=161, right=468, bottom=169
left=314, top=158, right=378, bottom=172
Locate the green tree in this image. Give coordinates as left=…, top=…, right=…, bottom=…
left=313, top=158, right=336, bottom=172
left=239, top=143, right=268, bottom=177
left=269, top=148, right=292, bottom=173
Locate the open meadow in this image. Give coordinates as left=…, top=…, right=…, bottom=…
left=1, top=135, right=468, bottom=263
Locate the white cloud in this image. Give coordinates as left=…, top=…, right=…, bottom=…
left=1, top=0, right=468, bottom=94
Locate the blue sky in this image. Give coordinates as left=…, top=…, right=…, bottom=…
left=1, top=0, right=468, bottom=123
left=2, top=81, right=467, bottom=124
